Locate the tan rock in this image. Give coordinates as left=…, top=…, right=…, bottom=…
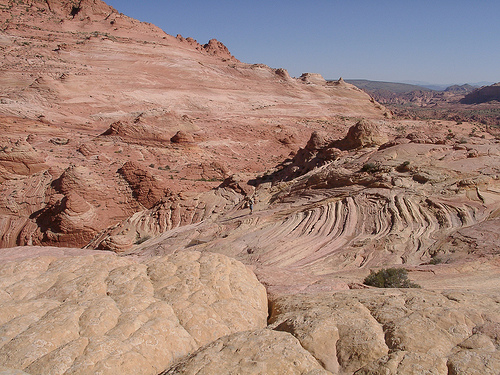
left=269, top=293, right=388, bottom=373
left=336, top=119, right=388, bottom=150
left=162, top=329, right=332, bottom=375
left=0, top=367, right=31, bottom=375
left=0, top=250, right=267, bottom=374
left=269, top=289, right=500, bottom=374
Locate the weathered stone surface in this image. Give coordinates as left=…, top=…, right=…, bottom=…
left=0, top=138, right=47, bottom=178
left=118, top=161, right=171, bottom=209
left=269, top=289, right=500, bottom=374
left=0, top=367, right=31, bottom=375
left=162, top=329, right=332, bottom=375
left=0, top=250, right=268, bottom=374
left=335, top=119, right=388, bottom=150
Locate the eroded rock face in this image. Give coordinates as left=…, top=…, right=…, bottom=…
left=0, top=138, right=47, bottom=179
left=118, top=161, right=171, bottom=209
left=162, top=329, right=332, bottom=375
left=33, top=191, right=99, bottom=246
left=335, top=119, right=388, bottom=150
left=170, top=130, right=195, bottom=144
left=269, top=289, right=500, bottom=374
left=0, top=250, right=268, bottom=374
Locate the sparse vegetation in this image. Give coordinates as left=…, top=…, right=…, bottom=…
left=135, top=234, right=151, bottom=245
left=429, top=257, right=443, bottom=265
left=397, top=160, right=411, bottom=172
left=364, top=268, right=421, bottom=288
left=361, top=162, right=380, bottom=173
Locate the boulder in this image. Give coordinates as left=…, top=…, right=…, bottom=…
left=0, top=250, right=268, bottom=375
left=336, top=119, right=388, bottom=150
left=269, top=289, right=500, bottom=374
left=162, top=329, right=332, bottom=375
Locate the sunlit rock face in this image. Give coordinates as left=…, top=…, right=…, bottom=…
left=0, top=250, right=268, bottom=374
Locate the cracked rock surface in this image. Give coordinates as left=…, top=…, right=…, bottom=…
left=0, top=250, right=267, bottom=374
left=162, top=329, right=332, bottom=375
left=268, top=289, right=500, bottom=374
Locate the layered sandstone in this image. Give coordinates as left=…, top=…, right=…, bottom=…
left=0, top=0, right=387, bottom=248
left=1, top=1, right=500, bottom=374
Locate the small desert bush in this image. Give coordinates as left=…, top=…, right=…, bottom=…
left=135, top=234, right=151, bottom=245
left=361, top=162, right=380, bottom=173
left=364, top=268, right=420, bottom=288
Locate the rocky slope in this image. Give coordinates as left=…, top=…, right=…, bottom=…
left=0, top=0, right=388, bottom=249
left=1, top=1, right=500, bottom=374
left=461, top=82, right=500, bottom=104
left=348, top=80, right=500, bottom=126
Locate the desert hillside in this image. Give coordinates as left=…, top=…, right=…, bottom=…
left=347, top=79, right=500, bottom=127
left=1, top=1, right=500, bottom=374
left=0, top=0, right=388, bottom=249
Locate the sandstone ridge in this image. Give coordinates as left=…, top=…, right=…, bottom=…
left=0, top=0, right=388, bottom=248
left=1, top=1, right=500, bottom=374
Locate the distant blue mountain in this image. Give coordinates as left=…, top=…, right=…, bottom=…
left=401, top=80, right=495, bottom=91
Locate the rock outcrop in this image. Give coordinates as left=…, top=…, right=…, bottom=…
left=0, top=250, right=268, bottom=374
left=100, top=121, right=172, bottom=145
left=118, top=161, right=171, bottom=209
left=170, top=130, right=195, bottom=144
left=269, top=289, right=500, bottom=374
left=0, top=138, right=47, bottom=179
left=162, top=329, right=332, bottom=375
left=33, top=191, right=99, bottom=246
left=334, top=119, right=388, bottom=150
left=201, top=39, right=239, bottom=62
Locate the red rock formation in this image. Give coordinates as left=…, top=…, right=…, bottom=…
left=335, top=119, right=388, bottom=150
left=0, top=138, right=47, bottom=178
left=202, top=38, right=239, bottom=61
left=170, top=130, right=195, bottom=144
left=118, top=161, right=171, bottom=209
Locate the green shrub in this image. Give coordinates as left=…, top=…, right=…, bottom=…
left=361, top=163, right=380, bottom=173
left=135, top=234, right=151, bottom=245
left=364, top=268, right=420, bottom=288
left=429, top=257, right=442, bottom=265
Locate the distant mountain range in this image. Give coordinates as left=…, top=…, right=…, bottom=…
left=342, top=79, right=499, bottom=107
left=342, top=79, right=475, bottom=106
left=340, top=79, right=500, bottom=126
left=400, top=80, right=495, bottom=91
left=343, top=79, right=493, bottom=94
left=345, top=80, right=434, bottom=94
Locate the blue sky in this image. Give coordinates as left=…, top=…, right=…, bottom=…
left=105, top=0, right=499, bottom=85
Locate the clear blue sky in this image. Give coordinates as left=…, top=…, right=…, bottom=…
left=105, top=0, right=499, bottom=85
